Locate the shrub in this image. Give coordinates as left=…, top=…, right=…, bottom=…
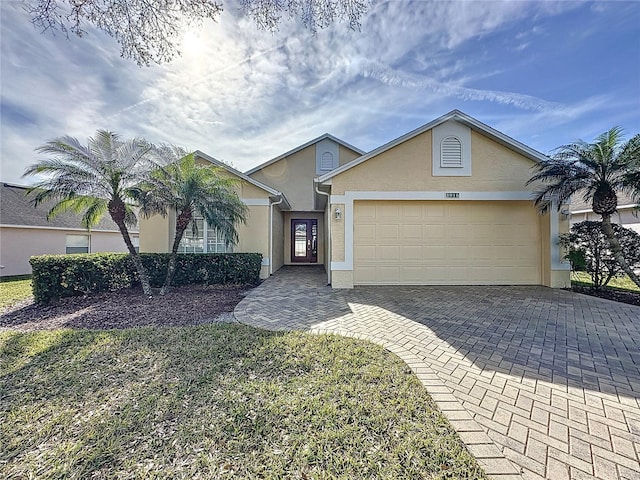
left=30, top=253, right=262, bottom=303
left=560, top=221, right=640, bottom=289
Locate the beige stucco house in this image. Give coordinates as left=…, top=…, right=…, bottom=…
left=0, top=183, right=139, bottom=277
left=140, top=110, right=571, bottom=288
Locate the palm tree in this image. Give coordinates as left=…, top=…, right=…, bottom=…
left=135, top=148, right=248, bottom=295
left=23, top=130, right=157, bottom=296
left=527, top=127, right=640, bottom=288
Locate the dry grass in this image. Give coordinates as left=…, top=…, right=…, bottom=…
left=1, top=325, right=486, bottom=479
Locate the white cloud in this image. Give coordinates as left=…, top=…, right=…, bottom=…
left=1, top=0, right=636, bottom=185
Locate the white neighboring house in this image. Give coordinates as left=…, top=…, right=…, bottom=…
left=570, top=193, right=639, bottom=234
left=0, top=183, right=139, bottom=277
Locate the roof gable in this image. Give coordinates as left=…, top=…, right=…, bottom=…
left=194, top=150, right=281, bottom=197
left=317, top=110, right=549, bottom=183
left=245, top=133, right=365, bottom=176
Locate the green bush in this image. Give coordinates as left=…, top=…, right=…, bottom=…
left=560, top=221, right=640, bottom=289
left=30, top=253, right=262, bottom=303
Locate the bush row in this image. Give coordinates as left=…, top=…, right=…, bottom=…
left=30, top=252, right=262, bottom=303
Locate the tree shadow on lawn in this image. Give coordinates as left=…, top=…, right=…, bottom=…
left=0, top=324, right=487, bottom=479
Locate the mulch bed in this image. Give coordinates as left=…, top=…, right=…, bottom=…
left=0, top=284, right=253, bottom=333
left=570, top=285, right=640, bottom=307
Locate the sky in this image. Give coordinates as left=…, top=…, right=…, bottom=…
left=1, top=0, right=639, bottom=185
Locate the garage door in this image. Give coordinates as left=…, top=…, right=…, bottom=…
left=353, top=201, right=541, bottom=285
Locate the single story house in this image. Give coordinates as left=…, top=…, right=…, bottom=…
left=0, top=183, right=139, bottom=277
left=570, top=193, right=639, bottom=234
left=140, top=110, right=571, bottom=288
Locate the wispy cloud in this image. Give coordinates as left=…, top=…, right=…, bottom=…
left=1, top=0, right=638, bottom=184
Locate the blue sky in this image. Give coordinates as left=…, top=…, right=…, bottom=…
left=1, top=0, right=639, bottom=185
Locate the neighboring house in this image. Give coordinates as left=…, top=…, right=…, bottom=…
left=570, top=193, right=639, bottom=234
left=140, top=110, right=571, bottom=288
left=0, top=183, right=139, bottom=277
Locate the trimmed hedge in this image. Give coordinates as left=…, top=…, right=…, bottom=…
left=30, top=252, right=262, bottom=303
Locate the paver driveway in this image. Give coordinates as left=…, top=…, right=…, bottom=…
left=235, top=266, right=640, bottom=480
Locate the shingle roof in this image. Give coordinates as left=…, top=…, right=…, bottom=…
left=0, top=183, right=138, bottom=232
left=570, top=192, right=637, bottom=212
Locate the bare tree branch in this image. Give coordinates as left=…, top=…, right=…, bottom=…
left=23, top=0, right=371, bottom=66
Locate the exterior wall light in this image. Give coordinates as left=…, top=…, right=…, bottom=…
left=334, top=207, right=342, bottom=220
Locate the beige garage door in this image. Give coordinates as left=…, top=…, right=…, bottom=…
left=353, top=200, right=541, bottom=285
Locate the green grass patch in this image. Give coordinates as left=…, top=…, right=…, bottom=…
left=0, top=325, right=486, bottom=479
left=0, top=278, right=33, bottom=309
left=571, top=272, right=640, bottom=292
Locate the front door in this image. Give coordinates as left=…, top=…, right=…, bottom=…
left=291, top=219, right=318, bottom=263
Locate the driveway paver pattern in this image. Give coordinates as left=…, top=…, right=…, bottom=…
left=235, top=266, right=640, bottom=480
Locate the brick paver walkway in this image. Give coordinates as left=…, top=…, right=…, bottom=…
left=235, top=266, right=640, bottom=480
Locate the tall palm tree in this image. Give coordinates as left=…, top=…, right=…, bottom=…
left=527, top=127, right=640, bottom=287
left=23, top=130, right=157, bottom=296
left=135, top=148, right=248, bottom=295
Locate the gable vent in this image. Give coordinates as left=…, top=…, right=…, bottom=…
left=441, top=136, right=463, bottom=167
left=320, top=151, right=334, bottom=171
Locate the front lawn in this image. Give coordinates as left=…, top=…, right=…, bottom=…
left=0, top=325, right=486, bottom=479
left=0, top=278, right=32, bottom=310
left=571, top=271, right=640, bottom=292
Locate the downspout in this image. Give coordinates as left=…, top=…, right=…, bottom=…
left=315, top=181, right=331, bottom=286
left=269, top=196, right=284, bottom=275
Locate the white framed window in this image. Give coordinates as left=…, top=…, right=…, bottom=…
left=132, top=236, right=140, bottom=253
left=178, top=217, right=233, bottom=254
left=66, top=234, right=89, bottom=254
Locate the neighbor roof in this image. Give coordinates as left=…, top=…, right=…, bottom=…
left=194, top=150, right=291, bottom=209
left=245, top=133, right=366, bottom=176
left=317, top=110, right=550, bottom=183
left=570, top=192, right=638, bottom=213
left=0, top=183, right=136, bottom=231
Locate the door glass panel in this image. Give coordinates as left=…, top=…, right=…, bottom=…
left=311, top=223, right=318, bottom=257
left=294, top=222, right=307, bottom=257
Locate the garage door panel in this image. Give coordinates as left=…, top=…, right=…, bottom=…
left=401, top=224, right=423, bottom=238
left=402, top=245, right=423, bottom=261
left=355, top=245, right=376, bottom=262
left=354, top=200, right=541, bottom=285
left=422, top=245, right=445, bottom=260
left=355, top=224, right=376, bottom=242
left=377, top=224, right=399, bottom=240
left=377, top=245, right=400, bottom=260
left=424, top=224, right=446, bottom=240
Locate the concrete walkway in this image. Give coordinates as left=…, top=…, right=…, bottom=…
left=234, top=266, right=640, bottom=480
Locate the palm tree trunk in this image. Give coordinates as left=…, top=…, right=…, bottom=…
left=114, top=219, right=153, bottom=296
left=601, top=214, right=640, bottom=288
left=109, top=199, right=153, bottom=296
left=160, top=211, right=191, bottom=295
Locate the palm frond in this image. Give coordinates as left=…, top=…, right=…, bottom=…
left=81, top=199, right=109, bottom=229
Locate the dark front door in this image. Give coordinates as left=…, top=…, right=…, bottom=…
left=291, top=219, right=318, bottom=263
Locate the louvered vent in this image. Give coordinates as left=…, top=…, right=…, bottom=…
left=441, top=136, right=462, bottom=167
left=320, top=151, right=334, bottom=171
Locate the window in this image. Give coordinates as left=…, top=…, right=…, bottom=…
left=441, top=136, right=463, bottom=167
left=178, top=217, right=233, bottom=253
left=66, top=234, right=89, bottom=254
left=132, top=236, right=140, bottom=253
